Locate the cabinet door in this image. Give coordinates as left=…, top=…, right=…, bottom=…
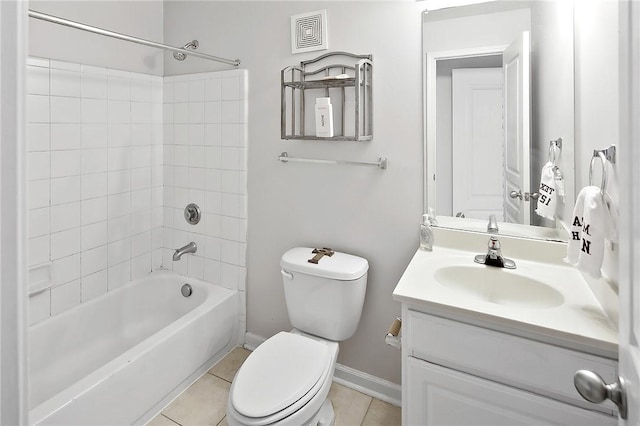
left=406, top=357, right=616, bottom=426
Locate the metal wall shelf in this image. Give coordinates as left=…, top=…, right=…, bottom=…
left=281, top=52, right=373, bottom=141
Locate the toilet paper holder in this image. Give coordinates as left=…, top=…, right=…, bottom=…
left=385, top=317, right=402, bottom=349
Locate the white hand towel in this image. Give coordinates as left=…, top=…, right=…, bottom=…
left=535, top=161, right=557, bottom=220
left=565, top=186, right=586, bottom=265
left=565, top=186, right=606, bottom=278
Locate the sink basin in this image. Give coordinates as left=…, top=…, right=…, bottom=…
left=434, top=265, right=565, bottom=309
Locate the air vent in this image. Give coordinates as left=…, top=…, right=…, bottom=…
left=291, top=10, right=328, bottom=54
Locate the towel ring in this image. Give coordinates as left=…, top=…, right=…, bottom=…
left=589, top=151, right=608, bottom=197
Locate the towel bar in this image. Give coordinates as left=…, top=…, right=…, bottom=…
left=589, top=145, right=616, bottom=197
left=277, top=152, right=387, bottom=169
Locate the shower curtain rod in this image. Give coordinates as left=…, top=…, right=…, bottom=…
left=28, top=10, right=241, bottom=67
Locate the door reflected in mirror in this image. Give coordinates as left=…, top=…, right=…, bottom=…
left=423, top=1, right=574, bottom=240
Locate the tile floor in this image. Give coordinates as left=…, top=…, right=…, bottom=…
left=148, top=347, right=401, bottom=426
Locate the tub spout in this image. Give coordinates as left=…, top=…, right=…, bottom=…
left=173, top=242, right=197, bottom=261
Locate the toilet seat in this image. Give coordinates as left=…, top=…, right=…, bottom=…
left=229, top=332, right=337, bottom=425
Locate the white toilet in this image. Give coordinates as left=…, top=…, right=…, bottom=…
left=227, top=247, right=369, bottom=426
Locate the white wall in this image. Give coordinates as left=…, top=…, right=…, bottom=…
left=574, top=0, right=619, bottom=283
left=29, top=1, right=164, bottom=76
left=164, top=1, right=424, bottom=384
left=530, top=1, right=575, bottom=228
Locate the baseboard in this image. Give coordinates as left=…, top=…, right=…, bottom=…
left=243, top=332, right=401, bottom=407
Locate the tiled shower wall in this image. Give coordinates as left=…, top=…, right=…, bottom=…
left=26, top=58, right=164, bottom=324
left=161, top=70, right=248, bottom=333
left=26, top=58, right=247, bottom=330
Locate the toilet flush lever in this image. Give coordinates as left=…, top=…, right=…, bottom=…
left=281, top=270, right=294, bottom=280
left=308, top=247, right=335, bottom=264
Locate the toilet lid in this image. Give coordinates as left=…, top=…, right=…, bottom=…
left=231, top=332, right=330, bottom=418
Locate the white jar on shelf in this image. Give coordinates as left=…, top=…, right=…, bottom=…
left=314, top=97, right=334, bottom=137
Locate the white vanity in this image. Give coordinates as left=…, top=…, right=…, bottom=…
left=393, top=227, right=618, bottom=425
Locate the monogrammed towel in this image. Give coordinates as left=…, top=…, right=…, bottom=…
left=535, top=161, right=557, bottom=220
left=565, top=186, right=606, bottom=278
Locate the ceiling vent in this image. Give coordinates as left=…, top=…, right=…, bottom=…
left=291, top=10, right=328, bottom=54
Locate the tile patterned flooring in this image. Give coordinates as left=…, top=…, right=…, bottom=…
left=149, top=347, right=401, bottom=426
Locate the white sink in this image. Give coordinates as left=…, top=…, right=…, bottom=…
left=433, top=265, right=565, bottom=308
left=392, top=227, right=618, bottom=357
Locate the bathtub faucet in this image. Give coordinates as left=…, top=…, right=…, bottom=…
left=173, top=242, right=197, bottom=261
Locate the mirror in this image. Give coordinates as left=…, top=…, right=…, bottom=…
left=422, top=0, right=575, bottom=241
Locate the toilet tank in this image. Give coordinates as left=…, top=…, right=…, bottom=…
left=280, top=247, right=369, bottom=341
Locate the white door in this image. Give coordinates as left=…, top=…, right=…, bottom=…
left=618, top=1, right=640, bottom=424
left=452, top=68, right=504, bottom=220
left=503, top=31, right=531, bottom=225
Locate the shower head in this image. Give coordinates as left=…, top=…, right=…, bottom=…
left=173, top=40, right=199, bottom=61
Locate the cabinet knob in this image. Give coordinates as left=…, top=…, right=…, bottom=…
left=574, top=370, right=627, bottom=419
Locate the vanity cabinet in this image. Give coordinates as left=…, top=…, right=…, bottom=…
left=402, top=308, right=618, bottom=425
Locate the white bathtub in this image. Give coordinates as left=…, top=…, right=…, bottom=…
left=29, top=271, right=239, bottom=425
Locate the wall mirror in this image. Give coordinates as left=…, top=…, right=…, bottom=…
left=422, top=0, right=575, bottom=241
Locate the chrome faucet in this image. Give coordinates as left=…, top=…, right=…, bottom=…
left=487, top=214, right=499, bottom=234
left=474, top=236, right=517, bottom=269
left=173, top=242, right=197, bottom=261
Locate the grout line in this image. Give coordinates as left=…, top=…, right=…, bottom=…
left=359, top=398, right=374, bottom=426
left=160, top=414, right=182, bottom=426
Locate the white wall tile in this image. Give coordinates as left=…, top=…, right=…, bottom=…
left=51, top=176, right=81, bottom=205
left=108, top=147, right=131, bottom=171
left=50, top=96, right=81, bottom=123
left=131, top=254, right=151, bottom=280
left=50, top=60, right=81, bottom=72
left=108, top=100, right=131, bottom=123
left=50, top=150, right=81, bottom=178
left=27, top=124, right=50, bottom=152
left=29, top=236, right=50, bottom=267
left=51, top=124, right=82, bottom=150
left=108, top=239, right=131, bottom=267
left=174, top=103, right=188, bottom=123
left=81, top=98, right=108, bottom=123
left=188, top=102, right=204, bottom=124
left=29, top=290, right=51, bottom=325
left=28, top=152, right=50, bottom=181
left=205, top=124, right=222, bottom=146
left=81, top=73, right=108, bottom=99
left=81, top=270, right=108, bottom=302
left=108, top=124, right=131, bottom=147
left=81, top=221, right=108, bottom=251
left=81, top=124, right=108, bottom=148
left=221, top=76, right=240, bottom=100
left=81, top=245, right=108, bottom=277
left=108, top=261, right=130, bottom=290
left=81, top=197, right=108, bottom=225
left=81, top=173, right=108, bottom=200
left=51, top=280, right=81, bottom=315
left=174, top=81, right=188, bottom=102
left=81, top=148, right=108, bottom=174
left=28, top=180, right=49, bottom=210
left=50, top=202, right=81, bottom=233
left=50, top=69, right=81, bottom=97
left=188, top=80, right=205, bottom=102
left=108, top=76, right=130, bottom=100
left=29, top=207, right=50, bottom=238
left=27, top=66, right=50, bottom=95
left=188, top=124, right=205, bottom=145
left=52, top=253, right=81, bottom=285
left=28, top=57, right=50, bottom=68
left=27, top=95, right=50, bottom=123
left=205, top=78, right=222, bottom=101
left=51, top=228, right=81, bottom=260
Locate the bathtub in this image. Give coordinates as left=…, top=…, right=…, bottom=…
left=29, top=270, right=239, bottom=425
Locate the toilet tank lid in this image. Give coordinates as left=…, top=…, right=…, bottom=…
left=280, top=247, right=369, bottom=281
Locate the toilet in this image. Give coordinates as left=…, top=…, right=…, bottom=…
left=227, top=247, right=369, bottom=426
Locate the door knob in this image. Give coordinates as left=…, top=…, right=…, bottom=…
left=509, top=190, right=523, bottom=200
left=574, top=370, right=627, bottom=419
